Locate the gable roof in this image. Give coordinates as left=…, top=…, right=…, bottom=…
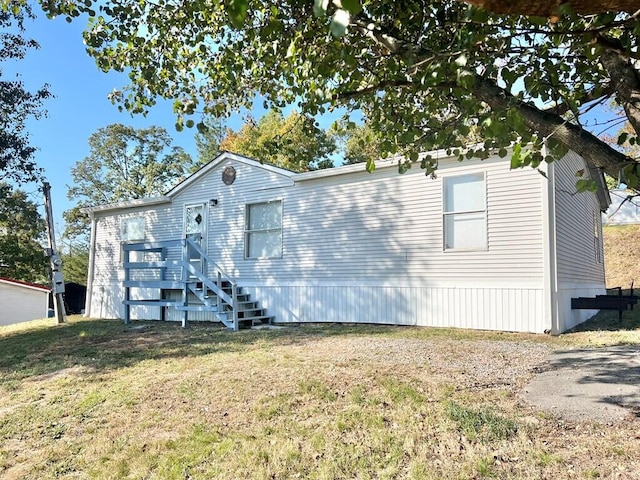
left=165, top=151, right=295, bottom=197
left=0, top=277, right=50, bottom=293
left=82, top=151, right=295, bottom=215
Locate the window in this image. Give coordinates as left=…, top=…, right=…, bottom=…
left=121, top=217, right=145, bottom=242
left=443, top=172, right=487, bottom=251
left=245, top=201, right=282, bottom=259
left=594, top=211, right=602, bottom=263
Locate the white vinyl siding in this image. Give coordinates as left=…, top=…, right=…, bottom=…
left=251, top=284, right=546, bottom=333
left=0, top=282, right=49, bottom=326
left=551, top=152, right=607, bottom=332
left=245, top=201, right=283, bottom=259
left=553, top=152, right=606, bottom=285
left=88, top=154, right=549, bottom=331
left=443, top=172, right=486, bottom=250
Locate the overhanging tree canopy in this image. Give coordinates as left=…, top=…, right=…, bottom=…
left=38, top=0, right=640, bottom=184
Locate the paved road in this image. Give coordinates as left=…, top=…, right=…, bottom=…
left=522, top=345, right=640, bottom=423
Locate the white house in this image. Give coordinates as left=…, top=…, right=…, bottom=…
left=83, top=149, right=610, bottom=334
left=0, top=277, right=51, bottom=326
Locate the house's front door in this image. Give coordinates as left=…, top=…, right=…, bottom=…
left=184, top=203, right=207, bottom=275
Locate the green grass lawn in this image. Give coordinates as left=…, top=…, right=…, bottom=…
left=0, top=315, right=639, bottom=479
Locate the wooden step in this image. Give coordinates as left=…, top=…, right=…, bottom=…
left=237, top=308, right=265, bottom=318
left=175, top=305, right=219, bottom=312
left=123, top=299, right=182, bottom=307
left=124, top=280, right=186, bottom=289
left=236, top=315, right=273, bottom=323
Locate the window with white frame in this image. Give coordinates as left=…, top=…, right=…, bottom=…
left=121, top=217, right=145, bottom=242
left=245, top=201, right=282, bottom=259
left=443, top=172, right=487, bottom=251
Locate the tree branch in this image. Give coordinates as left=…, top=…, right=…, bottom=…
left=333, top=79, right=414, bottom=101
left=461, top=0, right=640, bottom=16
left=542, top=84, right=615, bottom=116
left=474, top=76, right=632, bottom=177
left=597, top=48, right=640, bottom=135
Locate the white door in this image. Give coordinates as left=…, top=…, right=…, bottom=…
left=184, top=203, right=207, bottom=274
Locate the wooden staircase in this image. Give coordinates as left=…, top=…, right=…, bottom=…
left=122, top=239, right=273, bottom=330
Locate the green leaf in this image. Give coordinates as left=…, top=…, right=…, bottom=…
left=575, top=179, right=597, bottom=193
left=330, top=9, right=350, bottom=37
left=366, top=157, right=376, bottom=173
left=286, top=39, right=296, bottom=59
left=225, top=0, right=249, bottom=28
left=510, top=144, right=522, bottom=169
left=341, top=0, right=362, bottom=15
left=456, top=70, right=474, bottom=90
left=454, top=54, right=467, bottom=67
left=617, top=132, right=629, bottom=145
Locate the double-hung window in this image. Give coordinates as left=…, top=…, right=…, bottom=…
left=443, top=172, right=487, bottom=251
left=245, top=201, right=282, bottom=259
left=121, top=217, right=145, bottom=242
left=120, top=216, right=145, bottom=262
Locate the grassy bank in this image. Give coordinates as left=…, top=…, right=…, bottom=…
left=603, top=223, right=640, bottom=289
left=0, top=316, right=638, bottom=479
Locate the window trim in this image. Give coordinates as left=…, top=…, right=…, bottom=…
left=244, top=200, right=283, bottom=260
left=120, top=216, right=146, bottom=263
left=121, top=216, right=145, bottom=242
left=442, top=172, right=488, bottom=252
left=594, top=211, right=603, bottom=264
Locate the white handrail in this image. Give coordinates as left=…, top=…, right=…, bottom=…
left=184, top=238, right=237, bottom=286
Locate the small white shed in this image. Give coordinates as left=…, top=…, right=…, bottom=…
left=0, top=277, right=51, bottom=326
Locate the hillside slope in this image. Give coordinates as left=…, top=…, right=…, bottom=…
left=603, top=224, right=640, bottom=288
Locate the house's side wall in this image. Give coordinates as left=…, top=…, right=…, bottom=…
left=90, top=211, right=169, bottom=320
left=238, top=156, right=548, bottom=332
left=0, top=284, right=49, bottom=326
left=553, top=152, right=607, bottom=331
left=89, top=155, right=549, bottom=332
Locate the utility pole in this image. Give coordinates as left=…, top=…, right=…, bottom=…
left=43, top=182, right=67, bottom=324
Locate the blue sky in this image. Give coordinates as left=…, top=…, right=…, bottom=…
left=7, top=11, right=255, bottom=237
